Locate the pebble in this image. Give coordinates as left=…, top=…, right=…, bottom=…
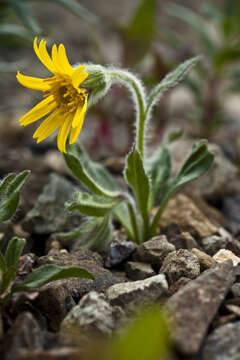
left=167, top=260, right=235, bottom=355
left=125, top=261, right=156, bottom=280
left=105, top=231, right=137, bottom=267
left=60, top=291, right=114, bottom=345
left=160, top=249, right=200, bottom=285
left=213, top=249, right=240, bottom=266
left=133, top=235, right=175, bottom=266
left=202, top=322, right=240, bottom=360
left=106, top=274, right=168, bottom=310
left=191, top=248, right=217, bottom=270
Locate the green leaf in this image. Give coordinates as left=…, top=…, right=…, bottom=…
left=164, top=129, right=183, bottom=145
left=5, top=237, right=26, bottom=269
left=150, top=140, right=214, bottom=237
left=64, top=144, right=120, bottom=198
left=120, top=0, right=156, bottom=64
left=175, top=140, right=214, bottom=187
left=0, top=170, right=30, bottom=223
left=46, top=0, right=98, bottom=23
left=56, top=216, right=113, bottom=252
left=146, top=56, right=201, bottom=116
left=11, top=264, right=94, bottom=294
left=10, top=0, right=41, bottom=34
left=146, top=146, right=171, bottom=208
left=125, top=147, right=150, bottom=222
left=0, top=173, right=15, bottom=198
left=66, top=192, right=124, bottom=217
left=0, top=251, right=6, bottom=275
left=214, top=47, right=240, bottom=69
left=0, top=24, right=33, bottom=42
left=111, top=305, right=170, bottom=360
left=1, top=266, right=17, bottom=294
left=167, top=3, right=215, bottom=53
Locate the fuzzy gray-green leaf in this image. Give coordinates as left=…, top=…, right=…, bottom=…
left=11, top=264, right=94, bottom=294
left=0, top=170, right=30, bottom=223
left=56, top=216, right=113, bottom=252
left=176, top=140, right=214, bottom=187
left=146, top=55, right=201, bottom=116
left=66, top=192, right=123, bottom=217
left=125, top=147, right=150, bottom=220
left=5, top=237, right=26, bottom=269
left=146, top=146, right=171, bottom=208
left=64, top=144, right=120, bottom=198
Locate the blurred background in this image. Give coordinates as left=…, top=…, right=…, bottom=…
left=0, top=0, right=240, bottom=172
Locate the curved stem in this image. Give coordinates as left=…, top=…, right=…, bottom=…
left=107, top=69, right=146, bottom=158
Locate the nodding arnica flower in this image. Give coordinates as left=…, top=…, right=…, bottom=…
left=17, top=38, right=89, bottom=153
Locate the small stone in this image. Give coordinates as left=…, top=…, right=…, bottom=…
left=227, top=237, right=240, bottom=257
left=180, top=232, right=199, bottom=250
left=23, top=174, right=82, bottom=234
left=1, top=312, right=43, bottom=360
left=167, top=260, right=235, bottom=355
left=201, top=233, right=228, bottom=256
left=19, top=348, right=79, bottom=360
left=191, top=248, right=217, bottom=270
left=213, top=249, right=240, bottom=266
left=35, top=250, right=120, bottom=331
left=222, top=194, right=240, bottom=235
left=231, top=283, right=240, bottom=298
left=106, top=274, right=168, bottom=310
left=159, top=194, right=218, bottom=238
left=125, top=261, right=156, bottom=280
left=60, top=291, right=114, bottom=345
left=160, top=249, right=200, bottom=285
left=105, top=231, right=137, bottom=267
left=133, top=235, right=175, bottom=266
left=202, top=322, right=240, bottom=360
left=168, top=277, right=191, bottom=296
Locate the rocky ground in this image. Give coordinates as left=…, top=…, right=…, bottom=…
left=1, top=136, right=240, bottom=359
left=1, top=1, right=240, bottom=359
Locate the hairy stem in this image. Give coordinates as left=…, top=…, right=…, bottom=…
left=107, top=69, right=146, bottom=158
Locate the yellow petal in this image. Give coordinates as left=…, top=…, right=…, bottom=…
left=72, top=66, right=88, bottom=88
left=17, top=71, right=51, bottom=91
left=72, top=96, right=87, bottom=128
left=19, top=95, right=56, bottom=126
left=34, top=37, right=56, bottom=74
left=58, top=44, right=74, bottom=75
left=33, top=110, right=64, bottom=142
left=51, top=44, right=63, bottom=74
left=57, top=114, right=73, bottom=153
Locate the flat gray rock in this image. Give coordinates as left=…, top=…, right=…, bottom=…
left=133, top=235, right=175, bottom=266
left=167, top=260, right=235, bottom=355
left=202, top=322, right=240, bottom=360
left=23, top=174, right=82, bottom=234
left=106, top=274, right=168, bottom=310
left=60, top=291, right=114, bottom=345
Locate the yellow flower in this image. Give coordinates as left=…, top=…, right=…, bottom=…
left=17, top=38, right=88, bottom=153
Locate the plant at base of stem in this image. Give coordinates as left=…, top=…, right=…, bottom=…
left=0, top=237, right=93, bottom=306
left=61, top=55, right=214, bottom=247
left=0, top=170, right=30, bottom=223
left=16, top=38, right=214, bottom=246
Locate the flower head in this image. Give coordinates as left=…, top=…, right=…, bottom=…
left=17, top=38, right=88, bottom=153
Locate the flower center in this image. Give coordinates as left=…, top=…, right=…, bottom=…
left=44, top=75, right=86, bottom=113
